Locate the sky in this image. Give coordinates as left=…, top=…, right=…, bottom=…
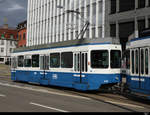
left=0, top=0, right=28, bottom=28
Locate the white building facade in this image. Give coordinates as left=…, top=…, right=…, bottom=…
left=0, top=40, right=17, bottom=63
left=27, top=0, right=106, bottom=46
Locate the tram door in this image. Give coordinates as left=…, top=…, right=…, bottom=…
left=11, top=57, right=17, bottom=80
left=74, top=52, right=88, bottom=83
left=131, top=48, right=149, bottom=90
left=40, top=55, right=49, bottom=80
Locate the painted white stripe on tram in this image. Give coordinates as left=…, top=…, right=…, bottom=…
left=30, top=102, right=69, bottom=112
left=0, top=94, right=6, bottom=97
left=105, top=100, right=145, bottom=109
left=0, top=82, right=91, bottom=100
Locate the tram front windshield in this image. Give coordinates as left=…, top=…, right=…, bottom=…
left=91, top=50, right=121, bottom=69
left=111, top=50, right=121, bottom=68
left=91, top=50, right=109, bottom=69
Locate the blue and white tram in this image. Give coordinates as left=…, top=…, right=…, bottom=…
left=126, top=35, right=150, bottom=99
left=11, top=38, right=122, bottom=91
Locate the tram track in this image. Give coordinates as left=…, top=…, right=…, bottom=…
left=0, top=76, right=150, bottom=112
left=61, top=88, right=150, bottom=112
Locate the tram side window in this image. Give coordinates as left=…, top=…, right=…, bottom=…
left=126, top=50, right=130, bottom=69
left=11, top=57, right=17, bottom=68
left=91, top=50, right=109, bottom=68
left=18, top=56, right=24, bottom=67
left=145, top=49, right=149, bottom=75
left=61, top=52, right=73, bottom=68
left=32, top=55, right=39, bottom=67
left=24, top=56, right=32, bottom=67
left=111, top=50, right=121, bottom=68
left=50, top=53, right=60, bottom=68
left=131, top=51, right=135, bottom=74
left=141, top=49, right=144, bottom=75
left=135, top=50, right=139, bottom=74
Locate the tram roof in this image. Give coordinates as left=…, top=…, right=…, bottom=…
left=14, top=37, right=120, bottom=53
left=127, top=36, right=150, bottom=48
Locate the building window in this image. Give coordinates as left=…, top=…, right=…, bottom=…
left=86, top=29, right=89, bottom=38
left=98, top=1, right=103, bottom=26
left=23, top=33, right=26, bottom=40
left=98, top=27, right=102, bottom=38
left=19, top=35, right=22, bottom=40
left=10, top=35, right=14, bottom=39
left=92, top=28, right=96, bottom=38
left=110, top=24, right=116, bottom=37
left=110, top=0, right=116, bottom=14
left=1, top=40, right=4, bottom=45
left=86, top=5, right=90, bottom=20
left=0, top=58, right=4, bottom=62
left=9, top=48, right=13, bottom=53
left=10, top=41, right=13, bottom=46
left=1, top=34, right=4, bottom=39
left=138, top=0, right=145, bottom=8
left=1, top=48, right=4, bottom=53
left=92, top=3, right=96, bottom=26
left=119, top=0, right=135, bottom=12
left=149, top=0, right=150, bottom=6
left=138, top=19, right=145, bottom=31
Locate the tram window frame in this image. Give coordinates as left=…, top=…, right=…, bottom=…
left=11, top=57, right=17, bottom=68
left=24, top=55, right=32, bottom=67
left=91, top=50, right=109, bottom=69
left=141, top=49, right=144, bottom=75
left=74, top=54, right=77, bottom=71
left=131, top=50, right=135, bottom=74
left=145, top=48, right=149, bottom=75
left=61, top=52, right=73, bottom=68
left=32, top=54, right=39, bottom=68
left=135, top=49, right=139, bottom=74
left=126, top=50, right=130, bottom=69
left=110, top=50, right=121, bottom=68
left=85, top=53, right=88, bottom=72
left=18, top=55, right=24, bottom=67
left=82, top=53, right=85, bottom=71
left=50, top=53, right=60, bottom=68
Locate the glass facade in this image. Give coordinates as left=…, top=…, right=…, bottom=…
left=27, top=0, right=105, bottom=46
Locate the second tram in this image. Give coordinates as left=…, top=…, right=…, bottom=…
left=125, top=28, right=150, bottom=99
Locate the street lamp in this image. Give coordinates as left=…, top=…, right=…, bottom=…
left=57, top=5, right=90, bottom=39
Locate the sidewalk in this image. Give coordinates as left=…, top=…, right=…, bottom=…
left=0, top=64, right=11, bottom=77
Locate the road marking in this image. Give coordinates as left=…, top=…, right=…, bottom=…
left=0, top=94, right=6, bottom=97
left=105, top=100, right=145, bottom=109
left=0, top=82, right=91, bottom=100
left=30, top=102, right=69, bottom=112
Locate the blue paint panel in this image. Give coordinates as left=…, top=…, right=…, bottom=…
left=11, top=70, right=121, bottom=91
left=11, top=72, right=17, bottom=81
left=126, top=75, right=150, bottom=95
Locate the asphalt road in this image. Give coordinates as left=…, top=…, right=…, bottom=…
left=0, top=64, right=149, bottom=112
left=0, top=80, right=132, bottom=112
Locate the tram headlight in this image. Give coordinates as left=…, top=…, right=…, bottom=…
left=115, top=76, right=119, bottom=80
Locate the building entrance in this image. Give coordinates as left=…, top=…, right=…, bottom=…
left=119, top=21, right=135, bottom=51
